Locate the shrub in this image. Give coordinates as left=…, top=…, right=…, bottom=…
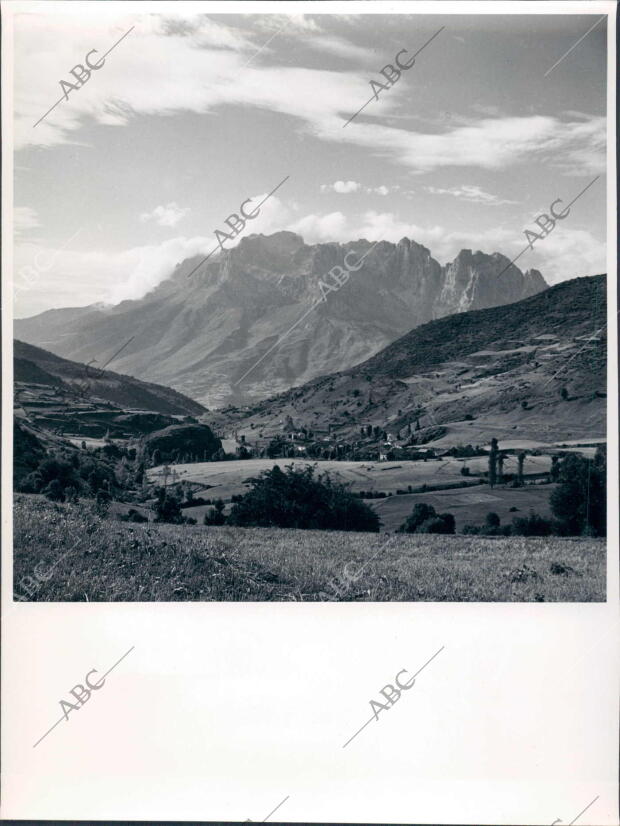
left=462, top=524, right=480, bottom=535
left=485, top=512, right=501, bottom=529
left=43, top=479, right=65, bottom=502
left=399, top=504, right=454, bottom=534
left=153, top=487, right=185, bottom=524
left=95, top=487, right=112, bottom=515
left=204, top=499, right=226, bottom=526
left=228, top=464, right=380, bottom=532
left=460, top=466, right=470, bottom=476
left=511, top=511, right=554, bottom=536
left=120, top=508, right=148, bottom=523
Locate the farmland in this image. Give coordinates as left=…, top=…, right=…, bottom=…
left=147, top=455, right=553, bottom=500
left=13, top=495, right=605, bottom=602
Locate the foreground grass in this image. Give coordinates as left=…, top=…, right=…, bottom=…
left=13, top=495, right=605, bottom=602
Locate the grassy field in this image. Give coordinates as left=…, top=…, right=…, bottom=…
left=13, top=495, right=605, bottom=602
left=147, top=456, right=553, bottom=501
left=371, top=482, right=559, bottom=533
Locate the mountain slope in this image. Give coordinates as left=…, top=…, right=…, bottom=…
left=208, top=274, right=606, bottom=445
left=14, top=232, right=546, bottom=408
left=14, top=340, right=206, bottom=416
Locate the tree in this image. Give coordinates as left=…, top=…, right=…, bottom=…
left=267, top=437, right=286, bottom=458
left=560, top=387, right=569, bottom=400
left=485, top=512, right=501, bottom=529
left=399, top=503, right=436, bottom=533
left=550, top=453, right=606, bottom=536
left=517, top=452, right=526, bottom=485
left=204, top=498, right=226, bottom=526
left=497, top=453, right=506, bottom=484
left=228, top=464, right=380, bottom=532
left=521, top=400, right=528, bottom=410
left=153, top=486, right=185, bottom=524
left=488, top=438, right=498, bottom=488
left=550, top=455, right=560, bottom=483
left=511, top=511, right=553, bottom=536
left=95, top=486, right=112, bottom=514
left=44, top=479, right=65, bottom=502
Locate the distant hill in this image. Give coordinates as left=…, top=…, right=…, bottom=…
left=14, top=340, right=205, bottom=417
left=208, top=274, right=606, bottom=446
left=14, top=231, right=546, bottom=407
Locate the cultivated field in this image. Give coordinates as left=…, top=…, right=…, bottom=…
left=147, top=456, right=553, bottom=500
left=370, top=482, right=559, bottom=533
left=13, top=495, right=605, bottom=602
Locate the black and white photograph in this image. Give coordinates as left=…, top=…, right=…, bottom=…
left=2, top=2, right=619, bottom=824
left=9, top=5, right=612, bottom=604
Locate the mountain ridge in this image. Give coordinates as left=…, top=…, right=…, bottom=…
left=206, top=274, right=606, bottom=446
left=15, top=231, right=547, bottom=408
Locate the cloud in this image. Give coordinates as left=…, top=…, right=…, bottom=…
left=14, top=15, right=605, bottom=176
left=14, top=206, right=40, bottom=236
left=320, top=180, right=361, bottom=194
left=424, top=184, right=518, bottom=205
left=320, top=182, right=398, bottom=195
left=140, top=202, right=190, bottom=227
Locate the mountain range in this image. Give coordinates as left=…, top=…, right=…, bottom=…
left=14, top=232, right=546, bottom=408
left=207, top=274, right=606, bottom=446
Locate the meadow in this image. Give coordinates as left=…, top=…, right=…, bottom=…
left=146, top=455, right=553, bottom=500
left=13, top=495, right=605, bottom=602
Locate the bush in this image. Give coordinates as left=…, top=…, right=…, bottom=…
left=228, top=464, right=380, bottom=532
left=95, top=487, right=112, bottom=515
left=204, top=499, right=226, bottom=526
left=485, top=512, right=501, bottom=529
left=153, top=487, right=185, bottom=524
left=462, top=524, right=480, bottom=535
left=460, top=466, right=470, bottom=476
left=43, top=479, right=65, bottom=502
left=511, top=511, right=554, bottom=536
left=399, top=504, right=455, bottom=534
left=419, top=512, right=456, bottom=534
left=120, top=508, right=148, bottom=523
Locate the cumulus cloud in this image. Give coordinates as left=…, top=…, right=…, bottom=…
left=320, top=182, right=398, bottom=195
left=424, top=184, right=518, bottom=205
left=140, top=202, right=190, bottom=227
left=320, top=180, right=361, bottom=194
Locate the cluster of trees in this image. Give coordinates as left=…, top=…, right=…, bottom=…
left=398, top=503, right=455, bottom=534
left=464, top=450, right=606, bottom=536
left=17, top=450, right=123, bottom=502
left=463, top=510, right=559, bottom=537
left=227, top=465, right=380, bottom=531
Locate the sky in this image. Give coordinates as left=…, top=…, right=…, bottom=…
left=12, top=9, right=608, bottom=317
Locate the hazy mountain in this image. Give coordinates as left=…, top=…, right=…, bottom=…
left=15, top=231, right=547, bottom=408
left=208, top=274, right=606, bottom=446
left=14, top=340, right=206, bottom=416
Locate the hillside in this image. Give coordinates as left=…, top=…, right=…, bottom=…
left=14, top=340, right=206, bottom=416
left=207, top=274, right=606, bottom=446
left=14, top=232, right=546, bottom=407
